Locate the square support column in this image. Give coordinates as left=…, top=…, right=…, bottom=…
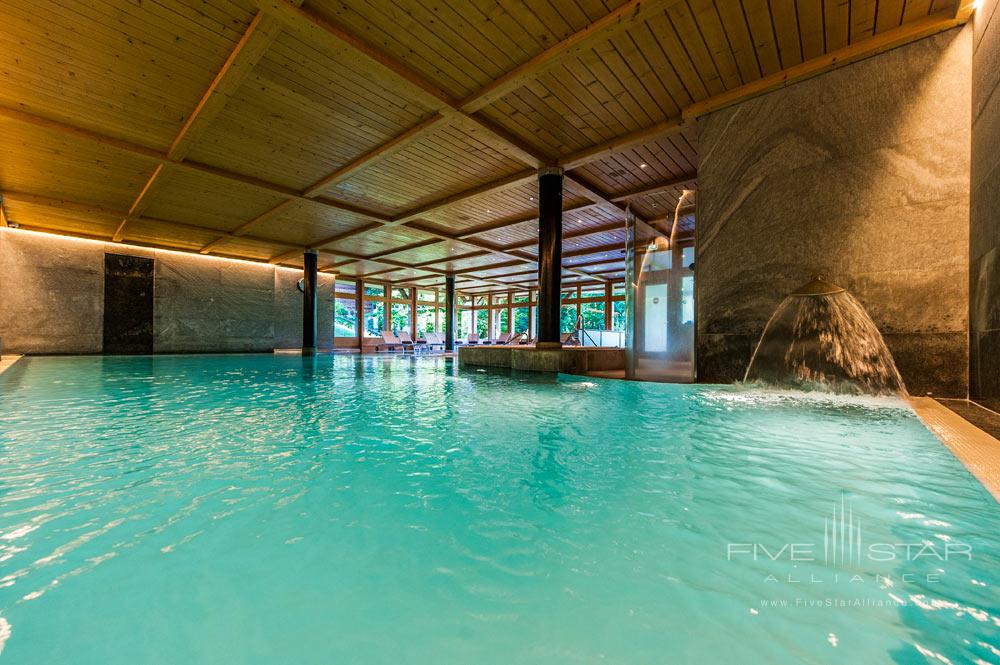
left=537, top=167, right=563, bottom=348
left=302, top=249, right=318, bottom=356
left=445, top=274, right=456, bottom=352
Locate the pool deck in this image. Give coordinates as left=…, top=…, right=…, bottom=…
left=909, top=396, right=1000, bottom=502
left=0, top=355, right=22, bottom=376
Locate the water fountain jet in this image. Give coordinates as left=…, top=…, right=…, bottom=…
left=743, top=277, right=906, bottom=395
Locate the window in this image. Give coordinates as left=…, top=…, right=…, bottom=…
left=437, top=307, right=446, bottom=332
left=417, top=289, right=436, bottom=303
left=493, top=308, right=509, bottom=338
left=363, top=300, right=385, bottom=337
left=612, top=301, right=627, bottom=331
left=561, top=288, right=577, bottom=301
left=458, top=295, right=471, bottom=307
left=476, top=309, right=489, bottom=338
left=493, top=294, right=507, bottom=305
left=364, top=283, right=385, bottom=297
left=391, top=287, right=411, bottom=301
left=513, top=307, right=529, bottom=334
left=336, top=279, right=357, bottom=295
left=581, top=301, right=605, bottom=330
left=335, top=297, right=357, bottom=337
left=475, top=296, right=488, bottom=307
left=682, top=276, right=694, bottom=325
left=581, top=286, right=606, bottom=300
left=459, top=310, right=473, bottom=338
left=560, top=304, right=577, bottom=333
left=513, top=292, right=529, bottom=304
left=416, top=305, right=436, bottom=334
left=612, top=282, right=626, bottom=297
left=391, top=303, right=411, bottom=333
left=682, top=245, right=695, bottom=270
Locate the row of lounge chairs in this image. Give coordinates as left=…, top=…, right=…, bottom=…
left=375, top=329, right=580, bottom=352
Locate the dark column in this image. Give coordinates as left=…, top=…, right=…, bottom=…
left=445, top=274, right=456, bottom=352
left=302, top=249, right=318, bottom=356
left=537, top=167, right=563, bottom=348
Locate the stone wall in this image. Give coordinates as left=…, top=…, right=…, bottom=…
left=0, top=229, right=334, bottom=354
left=696, top=27, right=972, bottom=397
left=971, top=0, right=1000, bottom=411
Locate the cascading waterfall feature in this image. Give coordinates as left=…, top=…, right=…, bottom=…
left=743, top=277, right=907, bottom=395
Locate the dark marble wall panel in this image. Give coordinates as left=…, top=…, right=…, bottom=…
left=0, top=231, right=334, bottom=354
left=971, top=0, right=1000, bottom=411
left=696, top=28, right=972, bottom=396
left=103, top=253, right=154, bottom=354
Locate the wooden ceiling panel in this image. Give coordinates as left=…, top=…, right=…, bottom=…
left=379, top=240, right=477, bottom=265
left=3, top=199, right=119, bottom=239
left=417, top=182, right=541, bottom=234
left=564, top=247, right=625, bottom=266
left=324, top=124, right=526, bottom=215
left=304, top=0, right=632, bottom=101
left=574, top=129, right=697, bottom=195
left=183, top=30, right=432, bottom=192
left=253, top=200, right=374, bottom=246
left=142, top=167, right=289, bottom=233
left=326, top=225, right=435, bottom=256
left=0, top=0, right=256, bottom=149
left=190, top=234, right=289, bottom=261
left=0, top=119, right=156, bottom=210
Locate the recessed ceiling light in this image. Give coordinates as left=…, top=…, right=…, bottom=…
left=529, top=196, right=535, bottom=201
left=640, top=163, right=647, bottom=168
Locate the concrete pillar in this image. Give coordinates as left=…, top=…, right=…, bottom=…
left=302, top=249, right=318, bottom=355
left=445, top=274, right=456, bottom=352
left=537, top=167, right=563, bottom=348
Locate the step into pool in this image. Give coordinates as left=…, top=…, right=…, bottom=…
left=0, top=355, right=996, bottom=664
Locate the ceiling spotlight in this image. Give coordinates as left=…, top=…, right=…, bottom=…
left=640, top=163, right=647, bottom=169
left=529, top=196, right=535, bottom=201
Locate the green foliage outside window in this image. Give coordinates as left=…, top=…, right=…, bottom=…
left=581, top=301, right=605, bottom=330
left=612, top=301, right=627, bottom=331
left=391, top=303, right=411, bottom=333
left=335, top=298, right=357, bottom=337
left=560, top=305, right=577, bottom=333
left=513, top=307, right=529, bottom=334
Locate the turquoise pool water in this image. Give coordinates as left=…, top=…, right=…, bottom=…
left=0, top=355, right=997, bottom=664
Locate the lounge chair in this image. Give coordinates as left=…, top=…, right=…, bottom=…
left=466, top=332, right=480, bottom=345
left=424, top=332, right=444, bottom=350
left=398, top=330, right=416, bottom=352
left=493, top=332, right=514, bottom=345
left=377, top=331, right=404, bottom=352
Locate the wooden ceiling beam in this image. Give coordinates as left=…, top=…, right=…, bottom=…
left=454, top=202, right=599, bottom=240
left=0, top=106, right=391, bottom=223
left=681, top=9, right=970, bottom=121
left=459, top=0, right=686, bottom=114
left=392, top=169, right=537, bottom=225
left=301, top=113, right=449, bottom=197
left=560, top=118, right=686, bottom=171
left=114, top=11, right=289, bottom=242
left=609, top=173, right=697, bottom=202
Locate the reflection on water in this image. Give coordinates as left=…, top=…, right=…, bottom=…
left=0, top=355, right=995, bottom=664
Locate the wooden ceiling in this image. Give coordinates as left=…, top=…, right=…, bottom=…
left=0, top=0, right=974, bottom=293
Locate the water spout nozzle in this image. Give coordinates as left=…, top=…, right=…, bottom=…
left=789, top=276, right=846, bottom=297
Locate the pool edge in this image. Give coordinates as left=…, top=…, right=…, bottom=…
left=909, top=396, right=1000, bottom=503
left=0, top=355, right=22, bottom=377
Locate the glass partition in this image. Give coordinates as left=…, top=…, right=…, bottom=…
left=624, top=198, right=696, bottom=382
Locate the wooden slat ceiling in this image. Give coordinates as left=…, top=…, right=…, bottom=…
left=0, top=0, right=972, bottom=293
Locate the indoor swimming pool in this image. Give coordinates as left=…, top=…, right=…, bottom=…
left=0, top=355, right=996, bottom=664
